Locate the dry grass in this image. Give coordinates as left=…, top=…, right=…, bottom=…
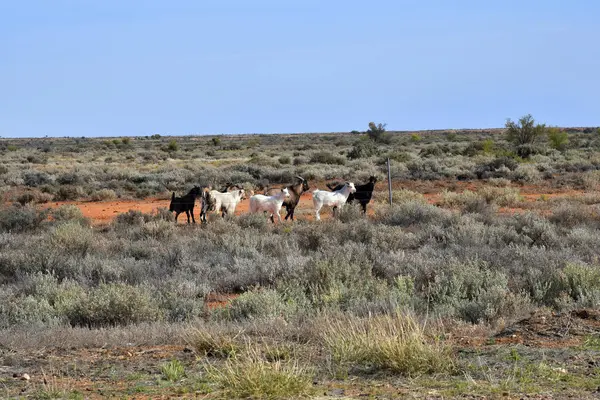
left=320, top=312, right=454, bottom=376
left=203, top=342, right=313, bottom=399
left=184, top=326, right=242, bottom=358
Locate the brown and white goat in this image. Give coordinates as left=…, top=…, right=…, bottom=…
left=264, top=176, right=309, bottom=222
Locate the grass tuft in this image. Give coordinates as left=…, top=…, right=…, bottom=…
left=321, top=312, right=454, bottom=376
left=204, top=343, right=313, bottom=400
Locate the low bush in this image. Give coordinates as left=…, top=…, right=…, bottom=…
left=0, top=206, right=48, bottom=233
left=90, top=188, right=117, bottom=201
left=61, top=283, right=161, bottom=327
left=310, top=151, right=346, bottom=165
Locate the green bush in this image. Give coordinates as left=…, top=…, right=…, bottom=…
left=505, top=114, right=547, bottom=157
left=167, top=139, right=179, bottom=151
left=366, top=122, right=390, bottom=144
left=548, top=127, right=569, bottom=150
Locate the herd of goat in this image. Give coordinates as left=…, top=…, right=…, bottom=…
left=168, top=176, right=378, bottom=223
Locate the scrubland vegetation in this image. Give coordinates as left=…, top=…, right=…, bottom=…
left=2, top=121, right=600, bottom=398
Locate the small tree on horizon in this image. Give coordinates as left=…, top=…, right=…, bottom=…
left=547, top=127, right=569, bottom=151
left=505, top=114, right=547, bottom=157
left=367, top=122, right=390, bottom=143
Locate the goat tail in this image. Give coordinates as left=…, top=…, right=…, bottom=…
left=169, top=192, right=175, bottom=212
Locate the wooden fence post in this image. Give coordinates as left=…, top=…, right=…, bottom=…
left=387, top=157, right=393, bottom=205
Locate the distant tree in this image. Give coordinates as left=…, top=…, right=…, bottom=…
left=366, top=122, right=390, bottom=143
left=211, top=137, right=221, bottom=146
left=505, top=114, right=547, bottom=157
left=547, top=127, right=569, bottom=151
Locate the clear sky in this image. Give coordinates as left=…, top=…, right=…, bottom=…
left=1, top=1, right=598, bottom=138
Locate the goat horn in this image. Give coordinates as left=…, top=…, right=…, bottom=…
left=295, top=175, right=305, bottom=181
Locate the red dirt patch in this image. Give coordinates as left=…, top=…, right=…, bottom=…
left=32, top=181, right=594, bottom=224
left=204, top=293, right=241, bottom=310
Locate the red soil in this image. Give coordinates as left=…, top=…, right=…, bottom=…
left=35, top=181, right=590, bottom=224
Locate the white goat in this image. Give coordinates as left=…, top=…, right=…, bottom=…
left=249, top=188, right=290, bottom=223
left=207, top=189, right=247, bottom=218
left=312, top=182, right=356, bottom=221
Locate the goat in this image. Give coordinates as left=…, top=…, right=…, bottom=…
left=206, top=189, right=247, bottom=218
left=200, top=183, right=242, bottom=221
left=198, top=186, right=212, bottom=223
left=249, top=188, right=291, bottom=223
left=264, top=176, right=309, bottom=222
left=312, top=182, right=356, bottom=221
left=326, top=176, right=378, bottom=213
left=169, top=186, right=202, bottom=224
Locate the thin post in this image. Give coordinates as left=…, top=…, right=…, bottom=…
left=387, top=157, right=393, bottom=205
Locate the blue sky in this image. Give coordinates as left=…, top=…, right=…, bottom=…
left=1, top=1, right=598, bottom=138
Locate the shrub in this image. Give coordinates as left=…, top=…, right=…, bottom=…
left=278, top=155, right=291, bottom=165
left=321, top=312, right=453, bottom=375
left=366, top=122, right=390, bottom=143
left=548, top=127, right=569, bottom=151
left=219, top=289, right=297, bottom=321
left=560, top=264, right=600, bottom=307
left=24, top=172, right=52, bottom=187
left=293, top=156, right=308, bottom=166
left=512, top=164, right=541, bottom=183
left=505, top=114, right=547, bottom=157
left=478, top=186, right=522, bottom=207
left=348, top=139, right=379, bottom=159
left=549, top=203, right=594, bottom=229
left=167, top=139, right=179, bottom=151
left=17, top=192, right=36, bottom=205
left=309, top=151, right=346, bottom=165
left=52, top=205, right=88, bottom=224
left=62, top=283, right=161, bottom=327
left=90, top=188, right=117, bottom=201
left=410, top=134, right=421, bottom=142
left=439, top=190, right=480, bottom=208
left=56, top=172, right=83, bottom=185
left=375, top=201, right=451, bottom=227
left=482, top=138, right=494, bottom=154
left=51, top=222, right=94, bottom=257
left=0, top=206, right=47, bottom=233
left=55, top=185, right=84, bottom=201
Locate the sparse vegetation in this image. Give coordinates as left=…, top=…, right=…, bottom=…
left=2, top=126, right=600, bottom=398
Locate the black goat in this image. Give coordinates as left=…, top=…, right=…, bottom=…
left=326, top=176, right=378, bottom=213
left=169, top=186, right=202, bottom=224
